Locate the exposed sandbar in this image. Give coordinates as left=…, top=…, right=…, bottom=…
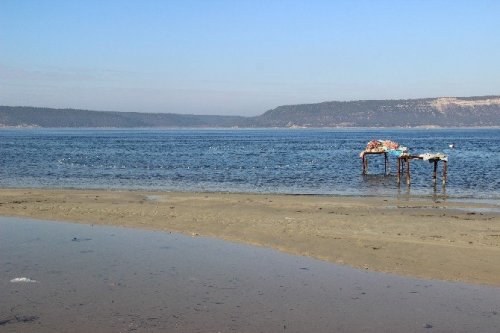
left=0, top=188, right=499, bottom=286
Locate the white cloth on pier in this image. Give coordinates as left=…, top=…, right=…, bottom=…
left=419, top=153, right=448, bottom=162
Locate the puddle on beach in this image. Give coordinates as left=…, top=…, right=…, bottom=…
left=384, top=205, right=500, bottom=215
left=145, top=195, right=168, bottom=202
left=1, top=217, right=499, bottom=333
left=384, top=197, right=500, bottom=214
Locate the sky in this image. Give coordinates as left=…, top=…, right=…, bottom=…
left=1, top=0, right=499, bottom=116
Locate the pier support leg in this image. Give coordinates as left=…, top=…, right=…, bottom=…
left=442, top=161, right=447, bottom=185
left=406, top=158, right=411, bottom=186
left=384, top=153, right=388, bottom=175
left=433, top=160, right=438, bottom=184
left=397, top=158, right=401, bottom=184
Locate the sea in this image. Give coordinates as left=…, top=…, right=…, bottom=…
left=0, top=128, right=498, bottom=200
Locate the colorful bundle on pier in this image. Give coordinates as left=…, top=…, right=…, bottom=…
left=359, top=140, right=408, bottom=158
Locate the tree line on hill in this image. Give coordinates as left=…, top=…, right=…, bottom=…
left=1, top=95, right=499, bottom=128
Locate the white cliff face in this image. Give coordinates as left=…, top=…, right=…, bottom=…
left=431, top=97, right=500, bottom=113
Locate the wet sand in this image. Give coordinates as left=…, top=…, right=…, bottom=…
left=1, top=217, right=499, bottom=333
left=0, top=188, right=499, bottom=286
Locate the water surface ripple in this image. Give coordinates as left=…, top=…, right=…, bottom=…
left=0, top=128, right=498, bottom=199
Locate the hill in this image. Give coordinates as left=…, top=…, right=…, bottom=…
left=1, top=96, right=499, bottom=128
left=252, top=96, right=500, bottom=127
left=0, top=107, right=244, bottom=128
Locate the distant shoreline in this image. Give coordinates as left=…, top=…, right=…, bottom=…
left=1, top=125, right=500, bottom=129
left=0, top=185, right=498, bottom=202
left=2, top=95, right=499, bottom=128
left=1, top=188, right=499, bottom=286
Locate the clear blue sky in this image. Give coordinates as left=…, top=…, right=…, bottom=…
left=1, top=0, right=499, bottom=115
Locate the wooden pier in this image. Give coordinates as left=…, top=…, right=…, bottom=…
left=360, top=139, right=448, bottom=187
left=361, top=151, right=389, bottom=175
left=360, top=151, right=448, bottom=186
left=397, top=155, right=448, bottom=186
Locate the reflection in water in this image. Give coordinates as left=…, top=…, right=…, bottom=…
left=1, top=217, right=499, bottom=333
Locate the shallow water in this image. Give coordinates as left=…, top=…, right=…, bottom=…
left=1, top=217, right=499, bottom=332
left=0, top=128, right=498, bottom=199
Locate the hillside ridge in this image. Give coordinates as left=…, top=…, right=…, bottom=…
left=1, top=95, right=499, bottom=128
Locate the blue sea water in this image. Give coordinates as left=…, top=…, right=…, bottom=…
left=0, top=128, right=498, bottom=199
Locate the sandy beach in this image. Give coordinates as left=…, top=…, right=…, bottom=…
left=1, top=188, right=499, bottom=286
